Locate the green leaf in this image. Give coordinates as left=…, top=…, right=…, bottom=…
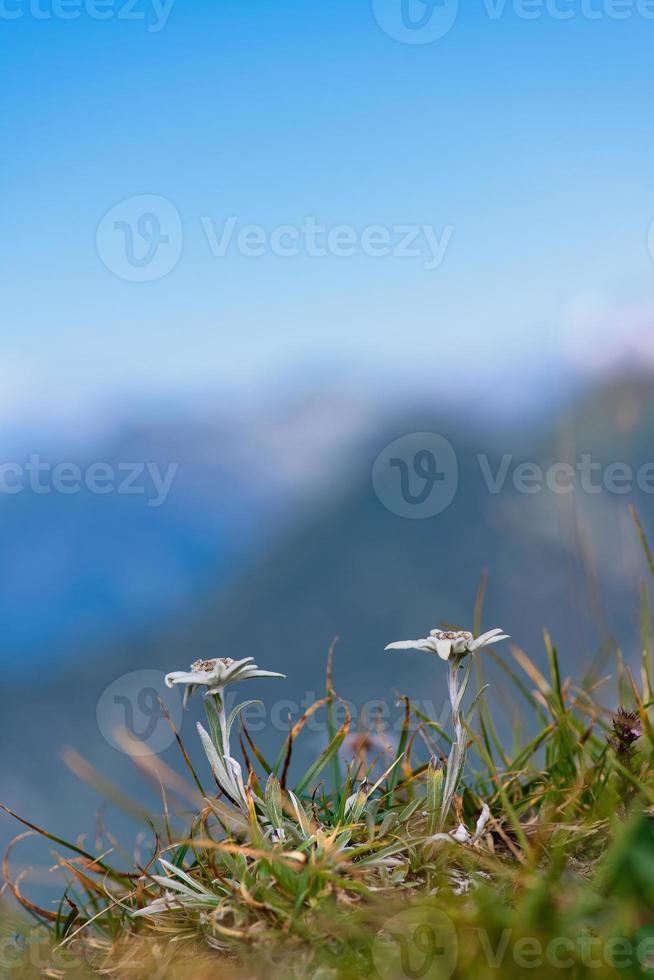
left=226, top=700, right=261, bottom=740
left=426, top=759, right=444, bottom=836
left=265, top=773, right=284, bottom=832
left=294, top=727, right=348, bottom=796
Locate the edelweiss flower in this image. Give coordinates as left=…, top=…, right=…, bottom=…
left=385, top=627, right=509, bottom=662
left=165, top=656, right=284, bottom=707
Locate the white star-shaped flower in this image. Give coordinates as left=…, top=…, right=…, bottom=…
left=385, top=628, right=508, bottom=662
left=165, top=656, right=284, bottom=707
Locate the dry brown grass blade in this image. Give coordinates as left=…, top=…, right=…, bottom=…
left=624, top=666, right=654, bottom=746
left=474, top=568, right=489, bottom=636
left=241, top=721, right=274, bottom=773
left=3, top=831, right=59, bottom=921
left=61, top=748, right=154, bottom=824
left=157, top=695, right=207, bottom=796
left=326, top=635, right=340, bottom=695
left=630, top=505, right=654, bottom=582
left=281, top=692, right=347, bottom=790
left=289, top=696, right=330, bottom=741
left=56, top=894, right=132, bottom=950
left=109, top=733, right=205, bottom=807
left=403, top=721, right=429, bottom=780
left=52, top=852, right=110, bottom=899
left=246, top=768, right=263, bottom=800
left=238, top=729, right=256, bottom=782
left=510, top=644, right=551, bottom=697
left=393, top=695, right=412, bottom=779
left=0, top=801, right=135, bottom=881
left=281, top=713, right=294, bottom=790
left=485, top=816, right=527, bottom=864
left=204, top=797, right=250, bottom=835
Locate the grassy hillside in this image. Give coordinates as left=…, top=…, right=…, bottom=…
left=3, top=561, right=654, bottom=978
left=3, top=375, right=654, bottom=910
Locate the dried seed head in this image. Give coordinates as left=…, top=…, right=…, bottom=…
left=609, top=707, right=642, bottom=757
left=613, top=708, right=641, bottom=743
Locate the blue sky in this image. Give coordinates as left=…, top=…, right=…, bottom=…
left=2, top=0, right=654, bottom=429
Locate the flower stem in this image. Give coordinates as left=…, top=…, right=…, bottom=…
left=440, top=654, right=471, bottom=830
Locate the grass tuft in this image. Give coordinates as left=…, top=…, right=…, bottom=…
left=4, top=527, right=654, bottom=977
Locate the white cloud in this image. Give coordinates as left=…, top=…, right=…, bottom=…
left=561, top=293, right=654, bottom=373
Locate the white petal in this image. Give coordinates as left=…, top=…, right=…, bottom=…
left=244, top=669, right=286, bottom=679
left=435, top=639, right=453, bottom=660
left=221, top=657, right=256, bottom=682
left=229, top=656, right=256, bottom=668
left=385, top=640, right=426, bottom=651
left=471, top=635, right=509, bottom=652
left=470, top=629, right=508, bottom=651
left=165, top=670, right=207, bottom=688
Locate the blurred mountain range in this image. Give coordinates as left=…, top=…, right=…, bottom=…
left=2, top=373, right=654, bottom=907
left=0, top=390, right=378, bottom=659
